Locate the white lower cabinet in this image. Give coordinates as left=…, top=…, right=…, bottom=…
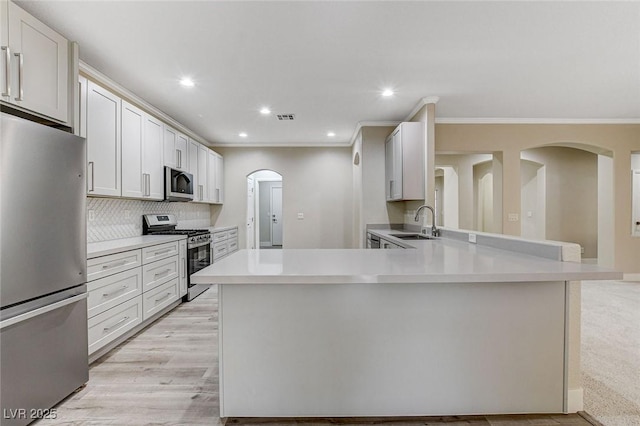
left=88, top=295, right=142, bottom=355
left=142, top=278, right=179, bottom=320
left=86, top=238, right=185, bottom=359
left=210, top=226, right=239, bottom=263
left=142, top=256, right=179, bottom=291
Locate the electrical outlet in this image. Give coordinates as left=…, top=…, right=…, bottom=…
left=580, top=246, right=585, bottom=254
left=468, top=233, right=477, bottom=243
left=508, top=213, right=519, bottom=222
left=297, top=213, right=304, bottom=220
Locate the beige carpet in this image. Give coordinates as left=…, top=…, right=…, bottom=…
left=581, top=280, right=640, bottom=426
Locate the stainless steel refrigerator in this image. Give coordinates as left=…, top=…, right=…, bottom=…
left=0, top=112, right=88, bottom=426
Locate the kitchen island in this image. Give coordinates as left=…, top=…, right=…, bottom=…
left=191, top=230, right=621, bottom=418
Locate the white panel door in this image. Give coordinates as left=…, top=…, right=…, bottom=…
left=175, top=132, right=188, bottom=170
left=271, top=185, right=283, bottom=246
left=121, top=101, right=144, bottom=198
left=215, top=153, right=224, bottom=203
left=163, top=125, right=177, bottom=168
left=86, top=81, right=121, bottom=197
left=143, top=114, right=164, bottom=200
left=208, top=150, right=218, bottom=203
left=188, top=140, right=200, bottom=201
left=7, top=1, right=68, bottom=123
left=247, top=177, right=255, bottom=249
left=197, top=144, right=209, bottom=202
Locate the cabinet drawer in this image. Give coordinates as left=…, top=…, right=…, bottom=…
left=88, top=295, right=142, bottom=355
left=228, top=237, right=238, bottom=254
left=228, top=228, right=238, bottom=238
left=213, top=241, right=228, bottom=261
left=142, top=256, right=179, bottom=291
left=142, top=278, right=179, bottom=321
left=87, top=249, right=142, bottom=282
left=142, top=241, right=179, bottom=264
left=87, top=268, right=142, bottom=318
left=212, top=231, right=229, bottom=243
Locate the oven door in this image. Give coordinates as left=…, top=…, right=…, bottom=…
left=187, top=241, right=211, bottom=287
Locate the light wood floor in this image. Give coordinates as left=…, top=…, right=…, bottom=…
left=36, top=286, right=594, bottom=426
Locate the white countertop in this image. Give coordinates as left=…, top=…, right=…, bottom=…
left=87, top=235, right=187, bottom=259
left=191, top=233, right=622, bottom=285
left=209, top=225, right=237, bottom=233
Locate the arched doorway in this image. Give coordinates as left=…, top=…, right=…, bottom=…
left=246, top=170, right=283, bottom=249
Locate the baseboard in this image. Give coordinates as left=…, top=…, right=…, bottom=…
left=623, top=273, right=640, bottom=282
left=567, top=388, right=584, bottom=413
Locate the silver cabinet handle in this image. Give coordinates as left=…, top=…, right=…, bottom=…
left=103, top=315, right=130, bottom=332
left=155, top=292, right=172, bottom=303
left=176, top=149, right=181, bottom=169
left=199, top=184, right=203, bottom=201
left=1, top=46, right=10, bottom=97
left=153, top=248, right=171, bottom=256
left=88, top=161, right=95, bottom=192
left=182, top=257, right=187, bottom=279
left=0, top=293, right=88, bottom=330
left=154, top=269, right=171, bottom=278
left=14, top=52, right=23, bottom=101
left=216, top=188, right=220, bottom=202
left=102, top=285, right=129, bottom=298
left=102, top=260, right=126, bottom=269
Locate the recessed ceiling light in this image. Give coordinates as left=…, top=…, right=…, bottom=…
left=327, top=132, right=336, bottom=137
left=179, top=77, right=195, bottom=87
left=260, top=107, right=271, bottom=115
left=239, top=132, right=248, bottom=138
left=382, top=89, right=394, bottom=97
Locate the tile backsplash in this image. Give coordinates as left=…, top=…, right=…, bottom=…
left=87, top=197, right=211, bottom=243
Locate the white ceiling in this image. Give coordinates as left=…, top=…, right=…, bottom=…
left=16, top=1, right=640, bottom=147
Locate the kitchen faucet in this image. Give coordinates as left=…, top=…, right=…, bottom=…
left=414, top=205, right=439, bottom=237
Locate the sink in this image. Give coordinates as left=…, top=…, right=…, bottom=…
left=389, top=233, right=435, bottom=240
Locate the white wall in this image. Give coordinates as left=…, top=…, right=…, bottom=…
left=598, top=155, right=615, bottom=265
left=213, top=147, right=353, bottom=249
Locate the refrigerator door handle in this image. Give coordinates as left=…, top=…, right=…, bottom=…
left=0, top=293, right=88, bottom=330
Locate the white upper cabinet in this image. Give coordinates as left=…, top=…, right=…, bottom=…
left=175, top=132, right=188, bottom=171
left=215, top=153, right=224, bottom=204
left=85, top=80, right=121, bottom=197
left=163, top=126, right=189, bottom=171
left=1, top=0, right=69, bottom=123
left=385, top=122, right=425, bottom=201
left=121, top=101, right=145, bottom=199
left=197, top=144, right=209, bottom=203
left=207, top=150, right=217, bottom=203
left=143, top=114, right=164, bottom=200
left=188, top=139, right=200, bottom=201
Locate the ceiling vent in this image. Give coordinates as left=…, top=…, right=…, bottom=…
left=276, top=114, right=296, bottom=121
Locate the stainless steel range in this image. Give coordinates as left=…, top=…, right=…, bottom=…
left=143, top=214, right=212, bottom=301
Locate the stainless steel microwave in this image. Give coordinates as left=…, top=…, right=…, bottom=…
left=164, top=167, right=194, bottom=202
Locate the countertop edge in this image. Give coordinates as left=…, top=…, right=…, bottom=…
left=87, top=235, right=187, bottom=259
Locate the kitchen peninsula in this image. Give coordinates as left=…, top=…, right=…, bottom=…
left=191, top=229, right=621, bottom=418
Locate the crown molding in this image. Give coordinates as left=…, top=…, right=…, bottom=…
left=79, top=61, right=212, bottom=146
left=348, top=121, right=402, bottom=146
left=435, top=117, right=640, bottom=124
left=404, top=96, right=440, bottom=122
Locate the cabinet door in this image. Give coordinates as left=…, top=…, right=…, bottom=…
left=188, top=139, right=200, bottom=201
left=207, top=150, right=217, bottom=204
left=163, top=125, right=177, bottom=168
left=121, top=101, right=144, bottom=198
left=86, top=81, right=121, bottom=197
left=391, top=128, right=403, bottom=200
left=0, top=1, right=8, bottom=101
left=385, top=137, right=393, bottom=201
left=179, top=240, right=187, bottom=297
left=215, top=153, right=224, bottom=204
left=176, top=132, right=188, bottom=170
left=7, top=1, right=68, bottom=123
left=197, top=144, right=209, bottom=202
left=78, top=76, right=87, bottom=138
left=143, top=114, right=164, bottom=200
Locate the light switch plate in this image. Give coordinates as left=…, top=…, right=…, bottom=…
left=297, top=213, right=304, bottom=220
